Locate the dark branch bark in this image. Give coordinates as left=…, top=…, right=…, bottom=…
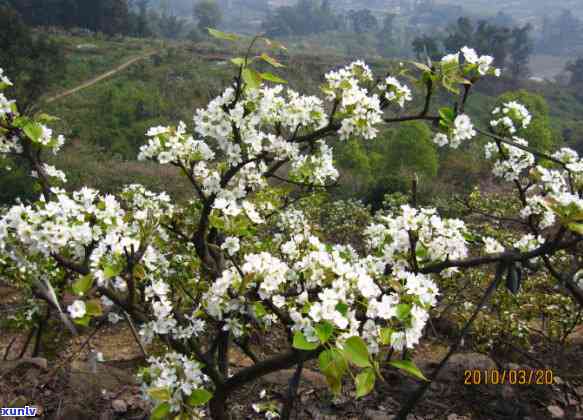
left=223, top=348, right=320, bottom=394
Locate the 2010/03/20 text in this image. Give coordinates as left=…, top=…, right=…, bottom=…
left=464, top=369, right=554, bottom=385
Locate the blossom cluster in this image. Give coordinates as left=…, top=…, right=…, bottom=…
left=323, top=61, right=383, bottom=140
left=433, top=114, right=477, bottom=149
left=139, top=352, right=210, bottom=414
left=0, top=68, right=12, bottom=87
left=366, top=205, right=468, bottom=270
left=201, top=207, right=440, bottom=354
left=381, top=76, right=412, bottom=108
left=490, top=101, right=532, bottom=135
left=484, top=137, right=535, bottom=182
left=441, top=47, right=501, bottom=77
left=0, top=69, right=65, bottom=159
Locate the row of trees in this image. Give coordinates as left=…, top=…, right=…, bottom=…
left=540, top=10, right=583, bottom=55
left=0, top=6, right=65, bottom=110
left=1, top=0, right=131, bottom=35
left=0, top=0, right=227, bottom=41
left=413, top=17, right=533, bottom=78
left=262, top=0, right=398, bottom=38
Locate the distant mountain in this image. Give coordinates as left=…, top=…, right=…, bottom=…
left=436, top=0, right=583, bottom=21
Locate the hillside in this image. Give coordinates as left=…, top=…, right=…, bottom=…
left=436, top=0, right=583, bottom=20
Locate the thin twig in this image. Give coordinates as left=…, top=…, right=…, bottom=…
left=3, top=336, right=18, bottom=361
left=123, top=311, right=148, bottom=357
left=281, top=361, right=304, bottom=420
left=396, top=266, right=503, bottom=420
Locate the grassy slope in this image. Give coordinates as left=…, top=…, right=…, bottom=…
left=34, top=33, right=583, bottom=200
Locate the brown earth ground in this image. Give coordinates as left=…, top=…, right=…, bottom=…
left=1, top=282, right=583, bottom=420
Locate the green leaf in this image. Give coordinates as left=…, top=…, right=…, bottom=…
left=319, top=349, right=348, bottom=395
left=72, top=274, right=93, bottom=296
left=262, top=37, right=287, bottom=50
left=207, top=28, right=239, bottom=41
left=36, top=113, right=60, bottom=123
left=103, top=263, right=123, bottom=280
left=253, top=302, right=267, bottom=319
left=438, top=107, right=455, bottom=123
left=355, top=368, right=376, bottom=398
left=319, top=349, right=348, bottom=378
left=186, top=388, right=213, bottom=406
left=396, top=304, right=411, bottom=321
left=292, top=331, right=319, bottom=351
left=148, top=387, right=172, bottom=402
left=85, top=300, right=102, bottom=316
left=73, top=314, right=91, bottom=327
left=9, top=101, right=18, bottom=115
left=410, top=61, right=431, bottom=72
left=259, top=53, right=285, bottom=68
left=567, top=222, right=583, bottom=235
left=133, top=264, right=146, bottom=281
left=242, top=68, right=262, bottom=90
left=23, top=122, right=43, bottom=142
left=343, top=336, right=371, bottom=368
left=415, top=244, right=429, bottom=260
left=209, top=213, right=225, bottom=230
left=150, top=402, right=171, bottom=420
left=260, top=72, right=287, bottom=84
left=315, top=321, right=334, bottom=344
left=335, top=302, right=349, bottom=316
left=230, top=57, right=246, bottom=67
left=389, top=359, right=429, bottom=381
left=379, top=328, right=393, bottom=346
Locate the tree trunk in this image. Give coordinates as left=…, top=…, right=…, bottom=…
left=209, top=388, right=229, bottom=420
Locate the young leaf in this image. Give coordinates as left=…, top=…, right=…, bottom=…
left=103, top=263, right=123, bottom=280
left=567, top=222, right=583, bottom=235
left=260, top=72, right=287, bottom=84
left=253, top=302, right=267, bottom=319
left=242, top=68, right=262, bottom=90
left=319, top=348, right=348, bottom=378
left=151, top=402, right=171, bottom=420
left=343, top=336, right=371, bottom=368
left=389, top=359, right=429, bottom=381
left=133, top=264, right=146, bottom=281
left=262, top=37, right=287, bottom=50
left=292, top=331, right=319, bottom=351
left=36, top=113, right=59, bottom=123
left=319, top=349, right=348, bottom=395
left=148, top=387, right=172, bottom=402
left=207, top=28, right=239, bottom=41
left=259, top=53, right=284, bottom=68
left=438, top=107, right=455, bottom=123
left=396, top=304, right=411, bottom=321
left=410, top=61, right=431, bottom=73
left=355, top=368, right=376, bottom=398
left=73, top=314, right=91, bottom=327
left=85, top=300, right=103, bottom=317
left=186, top=389, right=213, bottom=406
left=72, top=274, right=93, bottom=296
left=230, top=57, right=246, bottom=67
left=23, top=122, right=43, bottom=142
left=315, top=321, right=334, bottom=344
left=379, top=328, right=393, bottom=346
left=335, top=302, right=349, bottom=316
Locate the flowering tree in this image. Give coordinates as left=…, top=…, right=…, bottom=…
left=0, top=32, right=582, bottom=420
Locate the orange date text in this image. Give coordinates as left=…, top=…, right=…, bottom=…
left=463, top=369, right=554, bottom=385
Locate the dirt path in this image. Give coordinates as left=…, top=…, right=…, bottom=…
left=45, top=50, right=158, bottom=104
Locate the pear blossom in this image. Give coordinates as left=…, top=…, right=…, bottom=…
left=68, top=300, right=86, bottom=319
